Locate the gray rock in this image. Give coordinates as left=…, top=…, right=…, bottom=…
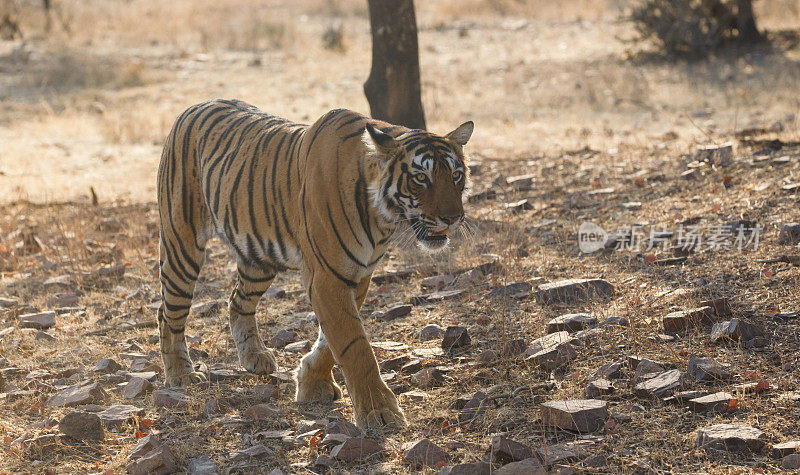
left=772, top=441, right=800, bottom=458
left=269, top=329, right=297, bottom=349
left=325, top=419, right=361, bottom=437
left=59, top=411, right=104, bottom=441
left=535, top=279, right=614, bottom=305
left=696, top=424, right=765, bottom=452
left=284, top=340, right=311, bottom=353
left=412, top=367, right=445, bottom=388
left=92, top=358, right=122, bottom=374
left=448, top=461, right=491, bottom=475
left=688, top=392, right=735, bottom=412
left=504, top=199, right=533, bottom=214
left=633, top=369, right=683, bottom=398
left=458, top=391, right=488, bottom=423
left=230, top=444, right=271, bottom=463
left=525, top=332, right=576, bottom=371
left=129, top=434, right=162, bottom=459
left=418, top=324, right=445, bottom=341
left=0, top=297, right=18, bottom=308
left=127, top=445, right=177, bottom=475
left=710, top=319, right=765, bottom=344
left=18, top=311, right=56, bottom=329
left=98, top=404, right=144, bottom=429
left=546, top=313, right=597, bottom=334
left=420, top=275, right=454, bottom=291
left=188, top=455, right=218, bottom=475
left=122, top=377, right=153, bottom=399
left=540, top=399, right=608, bottom=433
left=662, top=306, right=716, bottom=332
left=377, top=304, right=413, bottom=322
left=494, top=457, right=546, bottom=474
left=330, top=437, right=382, bottom=463
left=687, top=354, right=731, bottom=382
left=592, top=360, right=624, bottom=380
left=410, top=289, right=465, bottom=305
left=441, top=326, right=470, bottom=353
left=489, top=435, right=533, bottom=464
left=783, top=454, right=800, bottom=470
left=192, top=300, right=223, bottom=318
left=402, top=438, right=449, bottom=469
left=243, top=403, right=281, bottom=420
left=46, top=382, right=106, bottom=407
left=536, top=440, right=595, bottom=467
left=153, top=389, right=188, bottom=409
left=485, top=282, right=531, bottom=300
left=585, top=379, right=614, bottom=398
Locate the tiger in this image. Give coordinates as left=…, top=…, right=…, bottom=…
left=156, top=99, right=473, bottom=428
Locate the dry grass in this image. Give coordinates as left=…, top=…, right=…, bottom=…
left=1, top=0, right=800, bottom=473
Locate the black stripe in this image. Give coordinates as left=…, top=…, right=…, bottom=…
left=340, top=335, right=366, bottom=358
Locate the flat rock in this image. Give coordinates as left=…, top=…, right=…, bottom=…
left=710, top=319, right=765, bottom=344
left=489, top=435, right=533, bottom=464
left=46, top=382, right=106, bottom=407
left=129, top=434, right=162, bottom=459
left=380, top=354, right=411, bottom=372
left=494, top=457, right=546, bottom=474
left=783, top=454, right=800, bottom=470
left=59, top=411, right=104, bottom=441
left=410, top=289, right=465, bottom=305
left=402, top=438, right=449, bottom=469
left=18, top=311, right=56, bottom=329
left=687, top=354, right=731, bottom=382
left=662, top=306, right=716, bottom=332
left=153, top=389, right=188, bottom=409
left=540, top=399, right=608, bottom=433
left=592, top=360, right=624, bottom=380
left=98, top=404, right=144, bottom=428
left=585, top=379, right=614, bottom=398
left=0, top=297, right=18, bottom=308
left=535, top=279, right=614, bottom=305
left=633, top=369, right=683, bottom=398
left=772, top=441, right=800, bottom=458
left=418, top=324, right=445, bottom=341
left=696, top=424, right=765, bottom=452
left=192, top=300, right=224, bottom=318
left=127, top=445, right=178, bottom=475
left=441, top=326, right=470, bottom=353
left=243, top=403, right=281, bottom=420
left=122, top=377, right=153, bottom=399
left=230, top=444, right=270, bottom=463
left=458, top=391, right=488, bottom=423
left=485, top=282, right=532, bottom=300
left=376, top=304, right=413, bottom=322
left=269, top=329, right=297, bottom=349
left=283, top=340, right=311, bottom=353
left=536, top=440, right=595, bottom=467
left=449, top=461, right=491, bottom=475
left=546, top=313, right=597, bottom=333
left=412, top=367, right=445, bottom=388
left=330, top=437, right=382, bottom=463
left=92, top=358, right=122, bottom=374
left=525, top=332, right=576, bottom=371
left=420, top=275, right=454, bottom=291
left=688, top=392, right=735, bottom=412
left=325, top=419, right=361, bottom=437
left=188, top=455, right=217, bottom=475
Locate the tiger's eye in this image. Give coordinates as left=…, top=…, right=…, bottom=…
left=412, top=173, right=427, bottom=185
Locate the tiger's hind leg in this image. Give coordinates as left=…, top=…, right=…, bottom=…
left=230, top=264, right=278, bottom=375
left=296, top=276, right=369, bottom=404
left=158, top=233, right=208, bottom=387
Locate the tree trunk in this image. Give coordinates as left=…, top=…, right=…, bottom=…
left=364, top=0, right=426, bottom=130
left=735, top=0, right=762, bottom=43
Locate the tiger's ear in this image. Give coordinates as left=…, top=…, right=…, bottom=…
left=364, top=123, right=399, bottom=156
left=446, top=121, right=474, bottom=146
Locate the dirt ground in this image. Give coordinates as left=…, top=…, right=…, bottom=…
left=1, top=0, right=799, bottom=473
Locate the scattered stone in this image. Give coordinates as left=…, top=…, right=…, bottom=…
left=633, top=369, right=683, bottom=398
left=269, top=329, right=297, bottom=349
left=192, top=300, right=223, bottom=318
left=284, top=340, right=311, bottom=353
left=402, top=438, right=450, bottom=469
left=441, top=326, right=470, bottom=353
left=250, top=384, right=276, bottom=402
left=468, top=188, right=497, bottom=203
left=504, top=199, right=534, bottom=213
left=506, top=174, right=535, bottom=191
left=0, top=297, right=18, bottom=308
left=376, top=304, right=412, bottom=322
left=313, top=454, right=335, bottom=470
left=585, top=379, right=614, bottom=398
left=59, top=411, right=104, bottom=441
left=18, top=311, right=56, bottom=330
left=696, top=424, right=765, bottom=452
left=485, top=282, right=532, bottom=300
left=35, top=330, right=56, bottom=341
left=688, top=392, right=735, bottom=412
left=400, top=359, right=423, bottom=374
left=46, top=382, right=106, bottom=407
left=410, top=289, right=465, bottom=305
left=43, top=275, right=72, bottom=288
left=98, top=404, right=144, bottom=429
left=687, top=354, right=731, bottom=382
left=546, top=313, right=597, bottom=333
left=494, top=458, right=546, bottom=474
left=696, top=143, right=732, bottom=166
left=325, top=419, right=361, bottom=437
left=92, top=358, right=122, bottom=374
left=772, top=441, right=800, bottom=458
left=95, top=264, right=126, bottom=278
left=153, top=389, right=188, bottom=410
left=536, top=440, right=595, bottom=467
left=129, top=434, right=162, bottom=459
left=188, top=455, right=217, bottom=475
left=632, top=358, right=667, bottom=382
left=535, top=279, right=614, bottom=305
left=266, top=287, right=286, bottom=299
left=122, top=376, right=153, bottom=400
left=380, top=354, right=411, bottom=372
left=783, top=454, right=800, bottom=470
left=710, top=318, right=766, bottom=345
left=525, top=332, right=576, bottom=371
left=541, top=399, right=608, bottom=433
left=489, top=435, right=533, bottom=464
left=230, top=444, right=271, bottom=463
left=420, top=275, right=454, bottom=291
left=458, top=391, right=488, bottom=423
left=126, top=445, right=178, bottom=475
left=412, top=367, right=445, bottom=388
left=418, top=324, right=445, bottom=341
left=662, top=307, right=716, bottom=332
left=593, top=360, right=624, bottom=380
left=209, top=366, right=246, bottom=382
left=449, top=461, right=491, bottom=475
left=330, top=437, right=382, bottom=463
left=778, top=223, right=800, bottom=245
left=243, top=403, right=281, bottom=420
left=501, top=338, right=528, bottom=358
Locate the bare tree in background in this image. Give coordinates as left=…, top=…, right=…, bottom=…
left=364, top=0, right=426, bottom=130
left=735, top=0, right=762, bottom=43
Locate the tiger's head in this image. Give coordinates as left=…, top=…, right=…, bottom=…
left=365, top=121, right=474, bottom=251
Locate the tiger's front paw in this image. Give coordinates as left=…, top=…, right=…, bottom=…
left=240, top=349, right=277, bottom=375
left=296, top=372, right=342, bottom=403
left=165, top=370, right=207, bottom=388
left=353, top=386, right=407, bottom=430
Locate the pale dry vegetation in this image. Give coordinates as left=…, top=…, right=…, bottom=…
left=1, top=0, right=799, bottom=473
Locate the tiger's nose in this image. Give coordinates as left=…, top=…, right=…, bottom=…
left=439, top=214, right=461, bottom=225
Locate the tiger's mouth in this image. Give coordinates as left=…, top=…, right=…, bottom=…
left=413, top=218, right=450, bottom=249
